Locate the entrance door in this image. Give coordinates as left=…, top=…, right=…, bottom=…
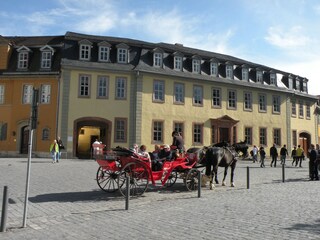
left=219, top=128, right=229, bottom=143
left=20, top=126, right=29, bottom=154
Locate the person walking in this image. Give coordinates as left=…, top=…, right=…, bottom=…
left=296, top=145, right=304, bottom=167
left=49, top=139, right=59, bottom=163
left=308, top=144, right=318, bottom=181
left=280, top=144, right=289, bottom=165
left=270, top=144, right=278, bottom=167
left=291, top=146, right=297, bottom=166
left=252, top=145, right=258, bottom=163
left=259, top=146, right=266, bottom=168
left=56, top=136, right=64, bottom=162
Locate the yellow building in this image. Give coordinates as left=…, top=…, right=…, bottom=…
left=0, top=35, right=63, bottom=157
left=59, top=32, right=318, bottom=158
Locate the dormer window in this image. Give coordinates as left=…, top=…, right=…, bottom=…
left=116, top=43, right=129, bottom=64
left=79, top=39, right=92, bottom=61
left=210, top=61, right=218, bottom=77
left=153, top=48, right=164, bottom=67
left=296, top=78, right=300, bottom=91
left=242, top=67, right=249, bottom=81
left=173, top=52, right=183, bottom=71
left=302, top=80, right=307, bottom=93
left=270, top=72, right=277, bottom=85
left=288, top=75, right=293, bottom=89
left=226, top=64, right=233, bottom=79
left=17, top=46, right=31, bottom=69
left=98, top=41, right=111, bottom=62
left=40, top=45, right=54, bottom=69
left=192, top=56, right=201, bottom=74
left=256, top=70, right=263, bottom=83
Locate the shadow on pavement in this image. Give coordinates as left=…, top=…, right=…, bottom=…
left=284, top=218, right=320, bottom=234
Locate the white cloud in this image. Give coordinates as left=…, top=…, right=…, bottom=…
left=265, top=26, right=310, bottom=49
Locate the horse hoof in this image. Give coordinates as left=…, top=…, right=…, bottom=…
left=231, top=182, right=235, bottom=187
left=210, top=184, right=215, bottom=190
left=222, top=181, right=226, bottom=186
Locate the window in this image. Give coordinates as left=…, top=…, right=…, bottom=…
left=270, top=73, right=276, bottom=85
left=99, top=46, right=110, bottom=62
left=299, top=100, right=304, bottom=118
left=79, top=75, right=91, bottom=97
left=244, top=127, right=252, bottom=145
left=228, top=90, right=237, bottom=109
left=117, top=48, right=128, bottom=63
left=115, top=77, right=127, bottom=100
left=42, top=128, right=50, bottom=140
left=210, top=62, right=218, bottom=76
left=79, top=44, right=91, bottom=60
left=174, top=122, right=184, bottom=137
left=40, top=85, right=51, bottom=104
left=258, top=94, right=266, bottom=112
left=212, top=88, right=221, bottom=108
left=273, top=128, right=281, bottom=146
left=192, top=59, right=201, bottom=73
left=41, top=51, right=52, bottom=69
left=22, top=85, right=33, bottom=104
left=302, top=81, right=307, bottom=92
left=174, top=83, right=184, bottom=104
left=152, top=121, right=163, bottom=142
left=242, top=68, right=249, bottom=81
left=306, top=102, right=311, bottom=119
left=244, top=92, right=252, bottom=111
left=226, top=65, right=233, bottom=79
left=288, top=77, right=293, bottom=89
left=259, top=128, right=267, bottom=146
left=153, top=80, right=164, bottom=102
left=18, top=52, right=29, bottom=69
left=0, top=123, right=7, bottom=141
left=296, top=79, right=300, bottom=91
left=154, top=52, right=163, bottom=67
left=292, top=130, right=297, bottom=147
left=97, top=76, right=109, bottom=98
left=115, top=118, right=127, bottom=142
left=0, top=85, right=4, bottom=104
left=193, top=85, right=203, bottom=106
left=272, top=95, right=280, bottom=113
left=291, top=99, right=296, bottom=116
left=174, top=56, right=183, bottom=71
left=193, top=124, right=203, bottom=144
left=256, top=70, right=263, bottom=83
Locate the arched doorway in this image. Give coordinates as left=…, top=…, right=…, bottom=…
left=20, top=125, right=30, bottom=154
left=299, top=131, right=311, bottom=154
left=73, top=117, right=111, bottom=159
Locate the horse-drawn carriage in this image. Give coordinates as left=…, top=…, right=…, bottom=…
left=95, top=146, right=201, bottom=196
left=95, top=141, right=248, bottom=196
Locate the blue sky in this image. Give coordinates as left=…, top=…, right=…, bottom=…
left=1, top=0, right=319, bottom=95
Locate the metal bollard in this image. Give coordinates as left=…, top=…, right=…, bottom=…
left=125, top=175, right=130, bottom=210
left=282, top=163, right=285, bottom=183
left=1, top=186, right=8, bottom=232
left=197, top=171, right=201, bottom=198
left=247, top=166, right=250, bottom=189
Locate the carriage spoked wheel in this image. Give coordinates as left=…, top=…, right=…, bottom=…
left=96, top=167, right=120, bottom=193
left=118, top=161, right=149, bottom=197
left=184, top=168, right=199, bottom=191
left=164, top=170, right=178, bottom=188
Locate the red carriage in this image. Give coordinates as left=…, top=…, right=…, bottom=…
left=95, top=145, right=200, bottom=196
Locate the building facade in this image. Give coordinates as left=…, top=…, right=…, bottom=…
left=0, top=32, right=318, bottom=158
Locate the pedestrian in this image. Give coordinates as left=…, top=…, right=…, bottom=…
left=296, top=145, right=304, bottom=167
left=252, top=145, right=258, bottom=163
left=49, top=139, right=59, bottom=163
left=280, top=144, right=288, bottom=165
left=291, top=146, right=297, bottom=166
left=270, top=144, right=278, bottom=167
left=259, top=146, right=266, bottom=168
left=315, top=144, right=320, bottom=180
left=56, top=136, right=64, bottom=162
left=308, top=144, right=318, bottom=181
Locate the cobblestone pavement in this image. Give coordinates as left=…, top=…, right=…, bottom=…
left=0, top=157, right=319, bottom=240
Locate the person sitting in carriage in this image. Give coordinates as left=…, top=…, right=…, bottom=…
left=151, top=144, right=173, bottom=171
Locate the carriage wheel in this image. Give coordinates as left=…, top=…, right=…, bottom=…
left=118, top=161, right=149, bottom=197
left=96, top=167, right=119, bottom=193
left=164, top=170, right=177, bottom=188
left=184, top=169, right=199, bottom=191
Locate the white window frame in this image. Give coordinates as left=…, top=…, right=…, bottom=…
left=174, top=82, right=184, bottom=104
left=258, top=94, right=267, bottom=112
left=270, top=73, right=276, bottom=85
left=259, top=127, right=267, bottom=146
left=299, top=100, right=304, bottom=118
left=272, top=95, right=281, bottom=114
left=291, top=99, right=296, bottom=116
left=226, top=65, right=233, bottom=79
left=79, top=75, right=91, bottom=97
left=99, top=46, right=110, bottom=62
left=193, top=123, right=203, bottom=145
left=115, top=77, right=127, bottom=100
left=40, top=84, right=51, bottom=104
left=154, top=52, right=163, bottom=67
left=296, top=79, right=300, bottom=91
left=242, top=68, right=249, bottom=81
left=210, top=62, right=218, bottom=76
left=18, top=52, right=29, bottom=69
left=288, top=77, right=293, bottom=89
left=41, top=51, right=52, bottom=69
left=192, top=59, right=201, bottom=74
left=97, top=76, right=109, bottom=99
left=117, top=48, right=128, bottom=63
left=228, top=89, right=237, bottom=109
left=193, top=85, right=203, bottom=106
left=153, top=80, right=165, bottom=102
left=22, top=85, right=33, bottom=104
left=174, top=56, right=182, bottom=71
left=244, top=92, right=252, bottom=111
left=212, top=87, right=221, bottom=108
left=306, top=102, right=311, bottom=119
left=256, top=71, right=263, bottom=83
left=79, top=44, right=91, bottom=60
left=0, top=85, right=4, bottom=104
left=152, top=121, right=163, bottom=143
